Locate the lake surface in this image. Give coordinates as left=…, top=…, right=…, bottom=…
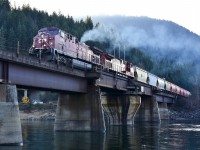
left=1, top=120, right=200, bottom=150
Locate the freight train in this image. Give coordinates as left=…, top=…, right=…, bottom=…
left=29, top=27, right=191, bottom=97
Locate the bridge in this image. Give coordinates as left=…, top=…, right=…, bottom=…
left=0, top=43, right=187, bottom=145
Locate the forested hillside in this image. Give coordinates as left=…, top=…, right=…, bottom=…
left=0, top=0, right=93, bottom=49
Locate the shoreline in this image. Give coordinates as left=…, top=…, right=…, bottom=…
left=169, top=109, right=200, bottom=120
left=19, top=109, right=200, bottom=121
left=20, top=110, right=56, bottom=121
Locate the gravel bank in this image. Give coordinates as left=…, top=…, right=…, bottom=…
left=19, top=103, right=56, bottom=121
left=20, top=110, right=56, bottom=121
left=170, top=109, right=200, bottom=120
left=19, top=104, right=200, bottom=121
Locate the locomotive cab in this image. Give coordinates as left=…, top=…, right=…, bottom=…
left=30, top=27, right=59, bottom=57
left=29, top=27, right=78, bottom=62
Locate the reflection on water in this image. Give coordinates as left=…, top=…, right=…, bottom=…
left=55, top=131, right=105, bottom=150
left=1, top=120, right=200, bottom=150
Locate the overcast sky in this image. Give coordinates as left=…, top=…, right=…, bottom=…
left=9, top=0, right=200, bottom=35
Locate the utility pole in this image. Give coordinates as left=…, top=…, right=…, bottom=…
left=17, top=41, right=19, bottom=57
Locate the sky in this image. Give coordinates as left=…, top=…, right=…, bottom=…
left=9, top=0, right=200, bottom=35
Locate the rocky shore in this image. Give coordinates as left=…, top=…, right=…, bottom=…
left=169, top=109, right=200, bottom=120
left=19, top=103, right=200, bottom=121
left=20, top=110, right=56, bottom=121
left=19, top=103, right=56, bottom=121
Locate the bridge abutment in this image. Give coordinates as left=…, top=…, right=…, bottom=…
left=54, top=85, right=105, bottom=132
left=101, top=94, right=141, bottom=125
left=0, top=84, right=23, bottom=145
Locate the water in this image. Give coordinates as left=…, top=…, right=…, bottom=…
left=1, top=120, right=200, bottom=150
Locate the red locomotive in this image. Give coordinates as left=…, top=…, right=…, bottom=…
left=30, top=27, right=191, bottom=97
left=30, top=27, right=78, bottom=61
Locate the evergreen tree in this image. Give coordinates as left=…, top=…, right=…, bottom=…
left=0, top=0, right=11, bottom=27
left=85, top=16, right=93, bottom=29
left=7, top=28, right=16, bottom=51
left=0, top=27, right=5, bottom=50
left=0, top=0, right=11, bottom=12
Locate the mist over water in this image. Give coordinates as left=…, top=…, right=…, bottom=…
left=81, top=16, right=200, bottom=90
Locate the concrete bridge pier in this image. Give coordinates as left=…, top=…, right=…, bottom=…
left=54, top=85, right=105, bottom=132
left=134, top=96, right=160, bottom=122
left=101, top=94, right=141, bottom=125
left=157, top=102, right=169, bottom=120
left=0, top=84, right=23, bottom=145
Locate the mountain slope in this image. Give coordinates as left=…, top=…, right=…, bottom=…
left=81, top=16, right=200, bottom=99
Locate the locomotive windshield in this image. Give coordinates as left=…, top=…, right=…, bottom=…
left=38, top=28, right=59, bottom=35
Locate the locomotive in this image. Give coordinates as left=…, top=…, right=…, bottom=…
left=29, top=27, right=100, bottom=64
left=30, top=27, right=191, bottom=97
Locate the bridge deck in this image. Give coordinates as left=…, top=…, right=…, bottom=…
left=0, top=48, right=177, bottom=101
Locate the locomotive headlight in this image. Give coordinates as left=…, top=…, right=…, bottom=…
left=50, top=42, right=53, bottom=45
left=44, top=38, right=47, bottom=42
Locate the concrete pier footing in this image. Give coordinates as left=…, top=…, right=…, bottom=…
left=54, top=85, right=105, bottom=132
left=0, top=84, right=23, bottom=145
left=127, top=96, right=141, bottom=124
left=101, top=94, right=141, bottom=125
left=158, top=102, right=169, bottom=120
left=54, top=83, right=171, bottom=130
left=134, top=96, right=160, bottom=122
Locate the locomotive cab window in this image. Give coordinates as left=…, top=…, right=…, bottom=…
left=38, top=29, right=59, bottom=35
left=47, top=29, right=59, bottom=35
left=60, top=31, right=65, bottom=38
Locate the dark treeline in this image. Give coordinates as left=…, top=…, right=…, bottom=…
left=0, top=0, right=93, bottom=49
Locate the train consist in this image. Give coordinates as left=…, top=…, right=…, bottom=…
left=29, top=27, right=191, bottom=97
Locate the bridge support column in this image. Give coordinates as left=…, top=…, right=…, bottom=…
left=54, top=85, right=105, bottom=132
left=127, top=96, right=141, bottom=124
left=134, top=96, right=160, bottom=122
left=101, top=94, right=141, bottom=125
left=157, top=102, right=169, bottom=120
left=0, top=84, right=23, bottom=145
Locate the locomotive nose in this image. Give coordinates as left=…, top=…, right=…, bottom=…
left=40, top=33, right=48, bottom=41
left=41, top=34, right=44, bottom=39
